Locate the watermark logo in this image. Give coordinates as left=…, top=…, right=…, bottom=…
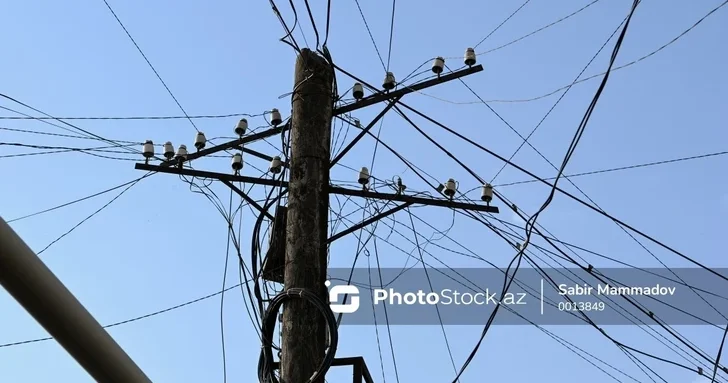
left=325, top=280, right=360, bottom=314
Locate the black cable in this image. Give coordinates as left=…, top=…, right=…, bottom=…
left=352, top=0, right=387, bottom=72
left=323, top=0, right=332, bottom=46
left=495, top=150, right=728, bottom=187
left=6, top=177, right=145, bottom=223
left=340, top=191, right=722, bottom=380
left=364, top=252, right=388, bottom=383
left=473, top=0, right=532, bottom=49
left=482, top=0, right=727, bottom=325
left=100, top=0, right=199, bottom=133
left=484, top=0, right=728, bottom=103
left=257, top=288, right=338, bottom=383
left=338, top=201, right=638, bottom=375
left=480, top=0, right=603, bottom=55
left=490, top=12, right=628, bottom=182
left=0, top=95, right=159, bottom=161
left=269, top=0, right=303, bottom=53
left=219, top=189, right=235, bottom=383
left=302, top=0, right=320, bottom=48
left=372, top=238, right=401, bottom=383
left=0, top=111, right=266, bottom=120
left=333, top=204, right=659, bottom=381
left=387, top=95, right=728, bottom=283
left=714, top=326, right=728, bottom=383
left=0, top=280, right=252, bottom=348
left=36, top=172, right=153, bottom=255
left=405, top=208, right=460, bottom=380
left=385, top=0, right=397, bottom=72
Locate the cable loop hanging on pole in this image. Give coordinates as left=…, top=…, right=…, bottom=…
left=258, top=288, right=339, bottom=383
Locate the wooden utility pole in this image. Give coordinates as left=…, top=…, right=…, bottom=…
left=281, top=48, right=333, bottom=383
left=133, top=57, right=490, bottom=382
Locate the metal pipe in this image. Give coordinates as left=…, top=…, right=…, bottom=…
left=0, top=217, right=151, bottom=383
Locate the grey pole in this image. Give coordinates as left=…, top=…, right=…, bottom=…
left=0, top=217, right=151, bottom=383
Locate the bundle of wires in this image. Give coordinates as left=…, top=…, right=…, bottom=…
left=257, top=288, right=339, bottom=383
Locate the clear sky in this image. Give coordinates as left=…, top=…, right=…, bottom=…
left=1, top=0, right=727, bottom=382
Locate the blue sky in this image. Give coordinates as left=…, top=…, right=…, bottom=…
left=1, top=0, right=727, bottom=382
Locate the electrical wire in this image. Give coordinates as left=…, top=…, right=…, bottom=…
left=714, top=326, right=728, bottom=383
left=331, top=203, right=657, bottom=382
left=473, top=0, right=532, bottom=49
left=0, top=279, right=252, bottom=349
left=268, top=0, right=303, bottom=53
left=459, top=20, right=639, bottom=361
left=323, top=0, right=332, bottom=46
left=257, top=288, right=338, bottom=383
left=352, top=0, right=387, bottom=72
left=385, top=0, right=397, bottom=72
left=0, top=111, right=267, bottom=120
left=489, top=12, right=629, bottom=182
left=476, top=0, right=603, bottom=56
left=36, top=172, right=153, bottom=256
left=494, top=150, right=728, bottom=187
left=472, top=0, right=728, bottom=325
left=425, top=0, right=728, bottom=105
left=0, top=95, right=159, bottom=161
left=302, top=0, right=321, bottom=48
left=218, top=189, right=236, bottom=383
left=405, top=208, right=460, bottom=379
left=6, top=177, right=149, bottom=223
left=100, top=0, right=200, bottom=132
left=327, top=120, right=666, bottom=379
left=387, top=96, right=728, bottom=283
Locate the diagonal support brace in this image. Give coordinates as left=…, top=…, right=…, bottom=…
left=330, top=97, right=401, bottom=167
left=327, top=202, right=413, bottom=243
left=220, top=180, right=274, bottom=221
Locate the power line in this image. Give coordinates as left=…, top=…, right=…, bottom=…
left=100, top=0, right=199, bottom=132
left=450, top=1, right=641, bottom=379
left=0, top=280, right=250, bottom=349
left=0, top=95, right=155, bottom=160
left=490, top=12, right=629, bottom=182
left=494, top=150, right=728, bottom=187
left=473, top=0, right=532, bottom=49
left=0, top=111, right=267, bottom=121
left=385, top=0, right=397, bottom=72
left=443, top=0, right=728, bottom=104
left=6, top=177, right=146, bottom=223
left=36, top=172, right=153, bottom=255
left=477, top=0, right=603, bottom=56
left=352, top=0, right=387, bottom=72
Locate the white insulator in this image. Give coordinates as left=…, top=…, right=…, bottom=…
left=175, top=144, right=188, bottom=159
left=270, top=108, right=282, bottom=126
left=481, top=183, right=493, bottom=203
left=432, top=57, right=445, bottom=75
left=231, top=153, right=243, bottom=171
left=353, top=82, right=364, bottom=100
left=163, top=141, right=174, bottom=160
left=142, top=140, right=154, bottom=158
left=382, top=72, right=396, bottom=90
left=194, top=132, right=206, bottom=150
left=235, top=118, right=248, bottom=136
left=464, top=47, right=476, bottom=66
left=269, top=156, right=282, bottom=174
left=516, top=243, right=521, bottom=250
left=444, top=178, right=457, bottom=198
left=358, top=167, right=370, bottom=185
